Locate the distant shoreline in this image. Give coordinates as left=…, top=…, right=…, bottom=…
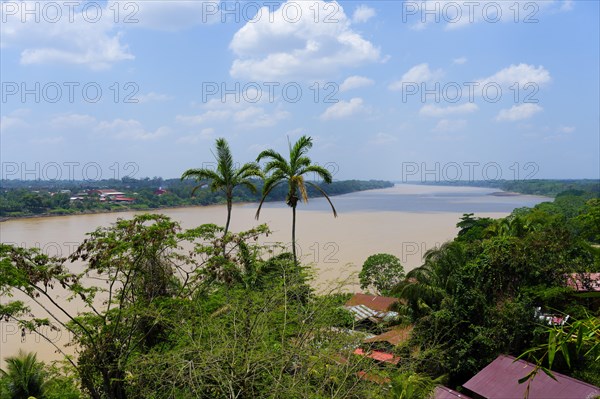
left=0, top=201, right=254, bottom=223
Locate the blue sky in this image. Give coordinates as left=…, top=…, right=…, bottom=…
left=1, top=0, right=598, bottom=182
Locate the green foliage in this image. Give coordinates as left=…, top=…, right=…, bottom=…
left=359, top=253, right=405, bottom=295
left=402, top=187, right=600, bottom=388
left=0, top=351, right=46, bottom=399
left=517, top=315, right=600, bottom=392
left=387, top=372, right=443, bottom=399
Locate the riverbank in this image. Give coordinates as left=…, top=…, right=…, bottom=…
left=0, top=179, right=394, bottom=221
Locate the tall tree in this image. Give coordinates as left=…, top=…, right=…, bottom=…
left=255, top=136, right=337, bottom=265
left=181, top=138, right=263, bottom=236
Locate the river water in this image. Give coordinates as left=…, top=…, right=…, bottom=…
left=0, top=184, right=550, bottom=364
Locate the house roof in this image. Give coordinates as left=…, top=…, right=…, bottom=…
left=566, top=273, right=600, bottom=292
left=363, top=325, right=413, bottom=346
left=353, top=348, right=400, bottom=365
left=463, top=354, right=600, bottom=399
left=345, top=304, right=398, bottom=323
left=345, top=293, right=399, bottom=312
left=433, top=386, right=472, bottom=399
left=93, top=189, right=124, bottom=195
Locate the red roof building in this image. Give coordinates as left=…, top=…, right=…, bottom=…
left=463, top=355, right=600, bottom=399
left=353, top=348, right=400, bottom=365
left=345, top=293, right=399, bottom=312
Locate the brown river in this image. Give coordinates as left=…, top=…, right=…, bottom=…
left=0, top=184, right=550, bottom=365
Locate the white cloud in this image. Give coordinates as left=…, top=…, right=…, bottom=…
left=352, top=5, right=376, bottom=23
left=478, top=64, right=551, bottom=87
left=125, top=1, right=220, bottom=30
left=560, top=0, right=574, bottom=11
left=137, top=92, right=173, bottom=103
left=0, top=109, right=30, bottom=132
left=432, top=119, right=467, bottom=132
left=29, top=136, right=64, bottom=145
left=234, top=107, right=290, bottom=128
left=94, top=119, right=170, bottom=141
left=557, top=125, right=575, bottom=134
left=177, top=105, right=288, bottom=129
left=495, top=104, right=543, bottom=122
left=247, top=143, right=270, bottom=153
left=49, top=113, right=96, bottom=128
left=176, top=110, right=231, bottom=125
left=544, top=125, right=576, bottom=141
left=0, top=116, right=27, bottom=132
left=453, top=57, right=467, bottom=65
left=229, top=0, right=380, bottom=80
left=320, top=98, right=366, bottom=120
left=340, top=75, right=374, bottom=92
left=389, top=63, right=443, bottom=90
left=370, top=132, right=397, bottom=145
left=1, top=1, right=133, bottom=69
left=419, top=103, right=478, bottom=117
left=176, top=128, right=215, bottom=144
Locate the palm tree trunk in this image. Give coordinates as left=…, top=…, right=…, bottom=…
left=292, top=204, right=297, bottom=266
left=223, top=198, right=232, bottom=256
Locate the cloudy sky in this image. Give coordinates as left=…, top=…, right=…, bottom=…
left=1, top=0, right=598, bottom=181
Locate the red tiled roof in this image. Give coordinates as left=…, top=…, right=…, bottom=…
left=345, top=293, right=399, bottom=312
left=363, top=326, right=413, bottom=346
left=463, top=355, right=600, bottom=399
left=353, top=348, right=400, bottom=365
left=565, top=273, right=600, bottom=292
left=433, top=386, right=472, bottom=399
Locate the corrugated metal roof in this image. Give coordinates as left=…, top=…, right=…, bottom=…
left=433, top=386, right=472, bottom=399
left=345, top=304, right=398, bottom=323
left=346, top=304, right=379, bottom=322
left=345, top=293, right=399, bottom=312
left=463, top=354, right=600, bottom=399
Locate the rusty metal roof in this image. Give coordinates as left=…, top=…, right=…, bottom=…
left=345, top=293, right=399, bottom=312
left=363, top=325, right=413, bottom=346
left=463, top=355, right=600, bottom=399
left=433, top=386, right=472, bottom=399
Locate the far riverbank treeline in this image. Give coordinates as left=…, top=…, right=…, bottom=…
left=0, top=178, right=393, bottom=218
left=410, top=179, right=600, bottom=198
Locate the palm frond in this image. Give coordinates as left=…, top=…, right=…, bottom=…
left=256, top=149, right=287, bottom=164
left=306, top=181, right=337, bottom=217
left=299, top=165, right=333, bottom=183
left=256, top=177, right=284, bottom=220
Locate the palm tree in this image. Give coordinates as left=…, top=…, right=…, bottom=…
left=394, top=241, right=465, bottom=320
left=0, top=351, right=46, bottom=399
left=255, top=135, right=337, bottom=265
left=181, top=138, right=263, bottom=236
